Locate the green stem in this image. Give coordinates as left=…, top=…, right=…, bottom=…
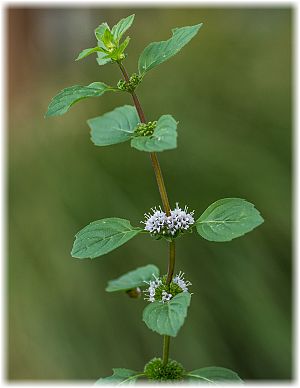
left=162, top=336, right=171, bottom=366
left=117, top=61, right=175, bottom=367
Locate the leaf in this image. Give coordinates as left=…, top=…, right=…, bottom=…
left=71, top=218, right=142, bottom=259
left=115, top=36, right=130, bottom=57
left=95, top=368, right=142, bottom=384
left=186, top=367, right=243, bottom=383
left=131, top=115, right=178, bottom=152
left=96, top=48, right=112, bottom=66
left=111, top=14, right=135, bottom=42
left=106, top=264, right=160, bottom=292
left=45, top=82, right=114, bottom=117
left=138, top=23, right=203, bottom=75
left=95, top=22, right=110, bottom=41
left=196, top=198, right=264, bottom=242
left=75, top=46, right=104, bottom=61
left=94, top=22, right=113, bottom=66
left=88, top=105, right=139, bottom=146
left=143, top=292, right=191, bottom=337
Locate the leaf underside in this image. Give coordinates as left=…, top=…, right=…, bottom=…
left=143, top=292, right=191, bottom=337
left=71, top=218, right=142, bottom=259
left=106, top=264, right=160, bottom=292
left=196, top=198, right=264, bottom=242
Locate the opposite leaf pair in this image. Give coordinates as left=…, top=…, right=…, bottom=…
left=106, top=264, right=191, bottom=337
left=71, top=198, right=263, bottom=259
left=96, top=365, right=242, bottom=384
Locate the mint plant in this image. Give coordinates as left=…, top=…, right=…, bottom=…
left=46, top=14, right=264, bottom=384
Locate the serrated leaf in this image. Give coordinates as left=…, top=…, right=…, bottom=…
left=71, top=218, right=142, bottom=259
left=186, top=367, right=243, bottom=383
left=196, top=198, right=264, bottom=242
left=131, top=115, right=177, bottom=152
left=143, top=292, right=191, bottom=337
left=45, top=82, right=114, bottom=117
left=138, top=23, right=203, bottom=75
left=95, top=368, right=142, bottom=385
left=75, top=46, right=104, bottom=61
left=88, top=105, right=139, bottom=146
left=111, top=14, right=135, bottom=42
left=106, top=264, right=160, bottom=292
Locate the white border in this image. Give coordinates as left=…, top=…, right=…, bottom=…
left=1, top=1, right=297, bottom=387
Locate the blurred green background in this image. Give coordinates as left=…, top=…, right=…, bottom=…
left=8, top=6, right=292, bottom=381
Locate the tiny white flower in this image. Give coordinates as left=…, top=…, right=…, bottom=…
left=173, top=271, right=192, bottom=292
left=142, top=203, right=195, bottom=238
left=161, top=290, right=172, bottom=303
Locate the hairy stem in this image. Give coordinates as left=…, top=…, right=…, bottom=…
left=117, top=61, right=175, bottom=366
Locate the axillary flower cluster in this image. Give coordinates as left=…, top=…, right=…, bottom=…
left=142, top=203, right=195, bottom=239
left=144, top=272, right=192, bottom=303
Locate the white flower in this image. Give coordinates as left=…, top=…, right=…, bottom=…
left=142, top=206, right=167, bottom=235
left=142, top=203, right=195, bottom=237
left=161, top=291, right=172, bottom=303
left=143, top=274, right=162, bottom=302
left=144, top=272, right=191, bottom=303
left=173, top=271, right=192, bottom=292
left=166, top=203, right=195, bottom=236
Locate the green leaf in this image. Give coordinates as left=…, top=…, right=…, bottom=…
left=186, top=367, right=243, bottom=383
left=106, top=264, right=159, bottom=292
left=75, top=46, right=104, bottom=61
left=45, top=82, right=114, bottom=117
left=95, top=368, right=143, bottom=384
left=111, top=14, right=135, bottom=42
left=196, top=198, right=264, bottom=242
left=88, top=105, right=139, bottom=146
left=143, top=292, right=191, bottom=337
left=102, top=28, right=115, bottom=48
left=71, top=218, right=142, bottom=259
left=96, top=48, right=112, bottom=66
left=95, top=22, right=110, bottom=41
left=116, top=36, right=130, bottom=56
left=131, top=115, right=177, bottom=152
left=94, top=22, right=113, bottom=66
left=138, top=23, right=203, bottom=75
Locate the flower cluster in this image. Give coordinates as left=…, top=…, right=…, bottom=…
left=117, top=73, right=142, bottom=93
left=134, top=121, right=157, bottom=137
left=142, top=203, right=195, bottom=238
left=144, top=272, right=191, bottom=303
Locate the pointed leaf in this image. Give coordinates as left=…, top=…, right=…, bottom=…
left=94, top=23, right=113, bottom=66
left=75, top=46, right=104, bottom=61
left=186, top=367, right=243, bottom=383
left=88, top=105, right=139, bottom=146
left=143, top=292, right=191, bottom=337
left=95, top=368, right=142, bottom=384
left=45, top=82, right=114, bottom=117
left=111, top=14, right=135, bottom=42
left=71, top=218, right=142, bottom=259
left=138, top=23, right=203, bottom=75
left=196, top=198, right=264, bottom=242
left=106, top=264, right=160, bottom=292
left=131, top=114, right=177, bottom=152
